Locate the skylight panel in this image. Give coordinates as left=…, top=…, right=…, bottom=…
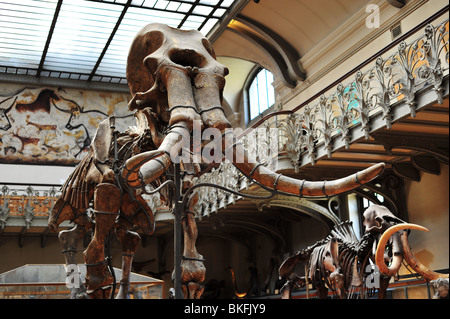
left=177, top=3, right=192, bottom=13
left=43, top=0, right=122, bottom=74
left=200, top=0, right=220, bottom=5
left=142, top=0, right=157, bottom=7
left=221, top=0, right=235, bottom=7
left=0, top=0, right=239, bottom=82
left=0, top=0, right=57, bottom=69
left=94, top=8, right=152, bottom=79
left=213, top=8, right=226, bottom=17
left=192, top=5, right=213, bottom=16
left=199, top=18, right=218, bottom=35
left=154, top=0, right=170, bottom=10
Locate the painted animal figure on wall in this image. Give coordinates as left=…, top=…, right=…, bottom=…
left=278, top=204, right=449, bottom=299
left=0, top=96, right=17, bottom=131
left=49, top=23, right=385, bottom=299
left=15, top=88, right=60, bottom=113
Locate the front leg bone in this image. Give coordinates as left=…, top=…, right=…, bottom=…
left=180, top=193, right=205, bottom=299
left=84, top=183, right=121, bottom=298
left=115, top=228, right=141, bottom=299
left=59, top=226, right=88, bottom=299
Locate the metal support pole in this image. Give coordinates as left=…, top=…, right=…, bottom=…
left=173, top=163, right=183, bottom=299
left=305, top=263, right=309, bottom=299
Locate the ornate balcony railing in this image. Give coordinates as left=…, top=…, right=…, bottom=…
left=248, top=16, right=449, bottom=171
left=0, top=184, right=61, bottom=230
left=0, top=183, right=165, bottom=230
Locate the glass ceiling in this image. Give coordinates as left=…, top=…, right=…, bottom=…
left=0, top=0, right=237, bottom=85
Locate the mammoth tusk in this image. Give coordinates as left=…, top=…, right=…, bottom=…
left=375, top=223, right=428, bottom=277
left=121, top=149, right=165, bottom=188
left=400, top=230, right=449, bottom=280
left=226, top=134, right=385, bottom=197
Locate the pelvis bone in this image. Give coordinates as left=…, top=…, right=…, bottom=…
left=123, top=23, right=385, bottom=198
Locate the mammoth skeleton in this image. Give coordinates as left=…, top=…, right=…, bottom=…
left=48, top=23, right=384, bottom=299
left=279, top=204, right=448, bottom=299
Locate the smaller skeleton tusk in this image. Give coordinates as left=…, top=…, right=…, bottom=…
left=400, top=230, right=449, bottom=280
left=375, top=223, right=428, bottom=276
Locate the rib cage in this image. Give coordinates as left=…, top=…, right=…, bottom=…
left=60, top=127, right=161, bottom=211
left=279, top=220, right=376, bottom=296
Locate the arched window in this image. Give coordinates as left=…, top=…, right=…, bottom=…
left=246, top=68, right=275, bottom=122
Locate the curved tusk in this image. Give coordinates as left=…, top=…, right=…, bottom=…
left=121, top=150, right=165, bottom=187
left=375, top=223, right=428, bottom=276
left=400, top=230, right=449, bottom=280
left=224, top=132, right=385, bottom=197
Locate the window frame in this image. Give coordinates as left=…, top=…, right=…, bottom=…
left=244, top=66, right=276, bottom=126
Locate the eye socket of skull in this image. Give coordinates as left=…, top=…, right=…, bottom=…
left=363, top=204, right=386, bottom=232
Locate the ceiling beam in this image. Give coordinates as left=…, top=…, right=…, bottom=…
left=235, top=15, right=306, bottom=82
left=411, top=155, right=441, bottom=175
left=372, top=131, right=449, bottom=164
left=227, top=24, right=297, bottom=87
left=207, top=0, right=250, bottom=43
left=88, top=0, right=132, bottom=81
left=36, top=0, right=63, bottom=78
left=393, top=162, right=421, bottom=182
left=178, top=0, right=200, bottom=29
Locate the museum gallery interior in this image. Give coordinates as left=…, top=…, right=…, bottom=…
left=0, top=0, right=448, bottom=300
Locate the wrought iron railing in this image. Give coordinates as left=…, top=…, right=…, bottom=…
left=0, top=184, right=61, bottom=230
left=246, top=15, right=449, bottom=171
left=0, top=183, right=164, bottom=229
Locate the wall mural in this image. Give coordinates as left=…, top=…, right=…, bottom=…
left=0, top=84, right=134, bottom=166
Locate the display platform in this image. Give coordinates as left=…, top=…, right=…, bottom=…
left=0, top=264, right=164, bottom=299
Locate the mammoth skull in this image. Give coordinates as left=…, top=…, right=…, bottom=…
left=363, top=204, right=406, bottom=233
left=363, top=205, right=448, bottom=280
left=127, top=23, right=229, bottom=131
left=122, top=23, right=385, bottom=201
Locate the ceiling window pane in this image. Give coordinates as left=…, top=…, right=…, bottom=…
left=0, top=0, right=239, bottom=81
left=177, top=3, right=192, bottom=12
left=43, top=0, right=123, bottom=74
left=221, top=0, right=235, bottom=7
left=213, top=8, right=226, bottom=17
left=142, top=0, right=157, bottom=7
left=166, top=1, right=181, bottom=11
left=200, top=0, right=220, bottom=5
left=199, top=18, right=218, bottom=34
left=154, top=0, right=170, bottom=10
left=131, top=0, right=145, bottom=5
left=193, top=5, right=213, bottom=16
left=0, top=0, right=58, bottom=69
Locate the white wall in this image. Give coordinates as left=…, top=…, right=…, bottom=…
left=0, top=164, right=73, bottom=186
left=403, top=163, right=449, bottom=273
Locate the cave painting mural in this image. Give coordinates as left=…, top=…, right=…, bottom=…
left=0, top=85, right=134, bottom=165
